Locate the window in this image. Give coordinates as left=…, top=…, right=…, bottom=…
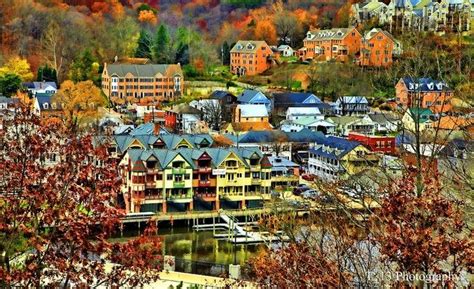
left=167, top=175, right=173, bottom=180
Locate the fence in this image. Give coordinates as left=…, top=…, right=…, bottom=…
left=174, top=258, right=229, bottom=278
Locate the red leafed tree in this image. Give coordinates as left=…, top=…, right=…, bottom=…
left=373, top=171, right=474, bottom=287
left=0, top=106, right=162, bottom=287
left=249, top=242, right=344, bottom=288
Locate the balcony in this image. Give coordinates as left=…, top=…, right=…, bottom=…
left=145, top=182, right=156, bottom=188
left=172, top=168, right=186, bottom=174
left=197, top=167, right=212, bottom=173
left=174, top=181, right=186, bottom=188
left=251, top=179, right=261, bottom=185
left=195, top=193, right=217, bottom=200
left=144, top=194, right=163, bottom=200
left=221, top=192, right=245, bottom=201
left=168, top=193, right=193, bottom=203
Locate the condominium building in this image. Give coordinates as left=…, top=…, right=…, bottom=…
left=118, top=147, right=272, bottom=213
left=352, top=0, right=471, bottom=33
left=230, top=41, right=273, bottom=76
left=395, top=77, right=453, bottom=113
left=101, top=63, right=183, bottom=103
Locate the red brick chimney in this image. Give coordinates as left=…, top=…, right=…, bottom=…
left=153, top=122, right=160, bottom=135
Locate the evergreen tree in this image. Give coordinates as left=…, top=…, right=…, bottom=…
left=135, top=29, right=152, bottom=59
left=152, top=24, right=171, bottom=64
left=175, top=43, right=190, bottom=65
left=69, top=50, right=99, bottom=84
left=0, top=73, right=22, bottom=96
left=222, top=41, right=231, bottom=65
left=37, top=65, right=57, bottom=83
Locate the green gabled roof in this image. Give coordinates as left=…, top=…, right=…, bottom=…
left=408, top=108, right=433, bottom=123
left=328, top=116, right=360, bottom=126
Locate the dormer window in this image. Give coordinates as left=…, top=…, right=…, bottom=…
left=427, top=83, right=434, bottom=90
left=236, top=44, right=243, bottom=50
left=246, top=43, right=255, bottom=50
left=409, top=83, right=414, bottom=90
left=51, top=103, right=56, bottom=109
left=436, top=83, right=444, bottom=90
left=43, top=103, right=49, bottom=109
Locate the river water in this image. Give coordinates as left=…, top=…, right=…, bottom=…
left=111, top=226, right=266, bottom=266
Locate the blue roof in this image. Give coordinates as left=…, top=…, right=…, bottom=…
left=210, top=90, right=235, bottom=100
left=336, top=96, right=368, bottom=105
left=130, top=123, right=169, bottom=136
left=273, top=92, right=322, bottom=105
left=226, top=129, right=325, bottom=144
left=309, top=136, right=361, bottom=160
left=401, top=77, right=450, bottom=92
left=237, top=90, right=270, bottom=104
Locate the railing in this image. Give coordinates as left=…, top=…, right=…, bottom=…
left=195, top=193, right=216, bottom=199
left=198, top=180, right=212, bottom=186
left=144, top=194, right=163, bottom=200
left=251, top=179, right=261, bottom=185
left=173, top=181, right=186, bottom=188
left=172, top=168, right=186, bottom=174
left=145, top=182, right=156, bottom=188
left=197, top=167, right=212, bottom=173
left=174, top=258, right=228, bottom=277
left=168, top=193, right=192, bottom=200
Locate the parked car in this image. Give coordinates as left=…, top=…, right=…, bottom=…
left=302, top=189, right=320, bottom=200
left=302, top=174, right=315, bottom=181
left=293, top=184, right=310, bottom=196
left=270, top=190, right=281, bottom=198
left=288, top=200, right=310, bottom=210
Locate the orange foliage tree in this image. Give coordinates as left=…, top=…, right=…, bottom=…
left=138, top=10, right=158, bottom=26
left=255, top=20, right=277, bottom=45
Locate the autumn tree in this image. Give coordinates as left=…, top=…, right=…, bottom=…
left=54, top=80, right=105, bottom=129
left=0, top=107, right=162, bottom=287
left=138, top=10, right=158, bottom=26
left=274, top=11, right=300, bottom=46
left=373, top=171, right=473, bottom=287
left=0, top=57, right=33, bottom=81
left=254, top=20, right=277, bottom=45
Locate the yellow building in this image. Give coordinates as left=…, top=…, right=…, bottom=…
left=401, top=108, right=434, bottom=132
left=119, top=147, right=272, bottom=213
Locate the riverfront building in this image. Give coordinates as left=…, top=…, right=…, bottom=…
left=119, top=147, right=272, bottom=213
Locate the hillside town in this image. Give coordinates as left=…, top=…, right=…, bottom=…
left=0, top=0, right=473, bottom=288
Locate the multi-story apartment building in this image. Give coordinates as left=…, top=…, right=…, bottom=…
left=308, top=136, right=379, bottom=181
left=395, top=77, right=453, bottom=113
left=101, top=63, right=183, bottom=103
left=118, top=147, right=272, bottom=213
left=348, top=132, right=396, bottom=154
left=299, top=27, right=363, bottom=62
left=352, top=0, right=471, bottom=33
left=358, top=28, right=397, bottom=67
left=230, top=41, right=273, bottom=76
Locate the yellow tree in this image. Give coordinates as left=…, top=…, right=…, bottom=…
left=54, top=80, right=105, bottom=129
left=0, top=56, right=34, bottom=81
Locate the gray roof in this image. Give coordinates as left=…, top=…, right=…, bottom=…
left=238, top=104, right=268, bottom=118
left=305, top=28, right=357, bottom=41
left=0, top=96, right=19, bottom=104
left=230, top=40, right=269, bottom=53
left=23, top=82, right=57, bottom=90
left=368, top=113, right=398, bottom=124
left=106, top=64, right=182, bottom=78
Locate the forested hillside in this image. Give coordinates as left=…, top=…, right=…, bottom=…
left=0, top=0, right=349, bottom=81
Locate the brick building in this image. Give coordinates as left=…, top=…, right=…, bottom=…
left=348, top=132, right=396, bottom=154
left=299, top=27, right=362, bottom=62
left=101, top=63, right=183, bottom=103
left=230, top=41, right=273, bottom=76
left=358, top=28, right=397, bottom=67
left=395, top=77, right=453, bottom=113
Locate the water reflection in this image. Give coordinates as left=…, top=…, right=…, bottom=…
left=114, top=226, right=266, bottom=266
